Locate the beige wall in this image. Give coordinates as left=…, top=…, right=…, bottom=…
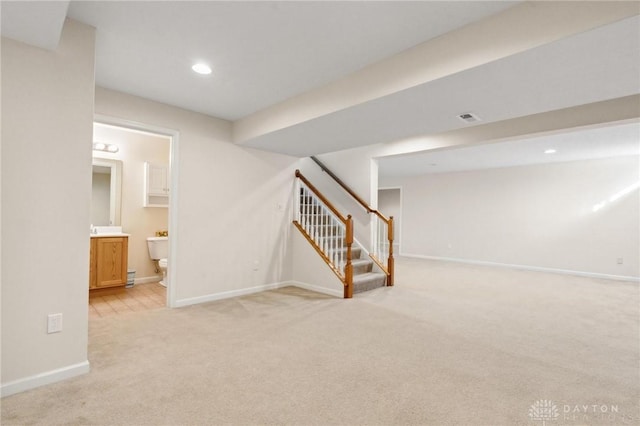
left=381, top=156, right=640, bottom=279
left=2, top=18, right=297, bottom=394
left=297, top=146, right=381, bottom=248
left=291, top=230, right=343, bottom=298
left=94, top=88, right=298, bottom=306
left=93, top=125, right=170, bottom=281
left=1, top=19, right=95, bottom=393
left=303, top=103, right=640, bottom=260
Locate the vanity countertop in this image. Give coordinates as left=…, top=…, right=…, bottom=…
left=90, top=226, right=128, bottom=238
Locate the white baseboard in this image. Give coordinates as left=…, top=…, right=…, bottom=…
left=401, top=253, right=640, bottom=283
left=174, top=280, right=346, bottom=308
left=289, top=280, right=343, bottom=298
left=1, top=360, right=90, bottom=398
left=1, top=280, right=339, bottom=397
left=174, top=281, right=291, bottom=307
left=134, top=275, right=162, bottom=285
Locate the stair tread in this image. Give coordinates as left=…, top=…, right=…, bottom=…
left=353, top=272, right=386, bottom=282
left=293, top=221, right=387, bottom=295
left=352, top=272, right=387, bottom=294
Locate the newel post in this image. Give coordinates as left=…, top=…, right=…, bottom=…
left=387, top=216, right=394, bottom=286
left=344, top=215, right=354, bottom=298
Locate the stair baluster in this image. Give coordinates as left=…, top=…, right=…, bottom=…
left=294, top=170, right=354, bottom=298
left=309, top=156, right=394, bottom=287
left=294, top=170, right=388, bottom=298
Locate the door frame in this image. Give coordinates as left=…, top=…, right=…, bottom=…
left=94, top=114, right=180, bottom=308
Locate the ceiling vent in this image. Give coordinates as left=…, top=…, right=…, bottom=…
left=457, top=112, right=481, bottom=124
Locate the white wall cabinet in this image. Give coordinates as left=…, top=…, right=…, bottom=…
left=144, top=162, right=169, bottom=207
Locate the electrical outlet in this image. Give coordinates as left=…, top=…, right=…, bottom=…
left=47, top=313, right=63, bottom=334
left=252, top=260, right=260, bottom=271
left=617, top=258, right=624, bottom=265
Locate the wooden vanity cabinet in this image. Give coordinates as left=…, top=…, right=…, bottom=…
left=89, top=236, right=128, bottom=289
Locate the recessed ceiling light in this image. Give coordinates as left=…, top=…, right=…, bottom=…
left=544, top=149, right=557, bottom=154
left=192, top=63, right=212, bottom=75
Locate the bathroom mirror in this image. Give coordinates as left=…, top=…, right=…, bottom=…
left=91, top=158, right=123, bottom=226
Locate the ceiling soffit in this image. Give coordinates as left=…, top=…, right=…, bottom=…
left=233, top=1, right=640, bottom=149
left=0, top=1, right=69, bottom=50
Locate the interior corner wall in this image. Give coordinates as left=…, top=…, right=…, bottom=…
left=1, top=19, right=95, bottom=394
left=94, top=88, right=298, bottom=306
left=383, top=156, right=640, bottom=279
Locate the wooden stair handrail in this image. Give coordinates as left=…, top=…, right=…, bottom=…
left=308, top=157, right=394, bottom=287
left=310, top=156, right=390, bottom=222
left=294, top=170, right=354, bottom=298
left=295, top=170, right=348, bottom=223
left=310, top=156, right=371, bottom=214
left=292, top=219, right=353, bottom=297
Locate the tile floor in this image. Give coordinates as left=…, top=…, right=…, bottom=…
left=89, top=282, right=166, bottom=319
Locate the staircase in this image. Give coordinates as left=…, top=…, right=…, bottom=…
left=322, top=232, right=387, bottom=294
left=294, top=169, right=392, bottom=298
left=349, top=244, right=388, bottom=294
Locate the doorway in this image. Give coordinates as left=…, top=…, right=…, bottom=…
left=89, top=116, right=179, bottom=313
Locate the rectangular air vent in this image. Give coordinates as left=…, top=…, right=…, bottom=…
left=457, top=112, right=481, bottom=123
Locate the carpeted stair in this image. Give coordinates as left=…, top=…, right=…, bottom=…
left=298, top=190, right=386, bottom=295
left=326, top=243, right=386, bottom=294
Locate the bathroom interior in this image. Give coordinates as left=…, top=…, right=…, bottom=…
left=89, top=122, right=171, bottom=318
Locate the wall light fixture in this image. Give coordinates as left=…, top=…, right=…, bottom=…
left=93, top=142, right=119, bottom=153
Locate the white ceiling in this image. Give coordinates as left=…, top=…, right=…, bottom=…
left=0, top=1, right=68, bottom=50
left=378, top=121, right=640, bottom=177
left=241, top=15, right=640, bottom=156
left=66, top=1, right=516, bottom=121
left=1, top=1, right=638, bottom=165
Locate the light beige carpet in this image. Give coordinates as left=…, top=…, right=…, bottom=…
left=2, top=257, right=639, bottom=425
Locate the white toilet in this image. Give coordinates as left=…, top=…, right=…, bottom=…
left=146, top=236, right=168, bottom=287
